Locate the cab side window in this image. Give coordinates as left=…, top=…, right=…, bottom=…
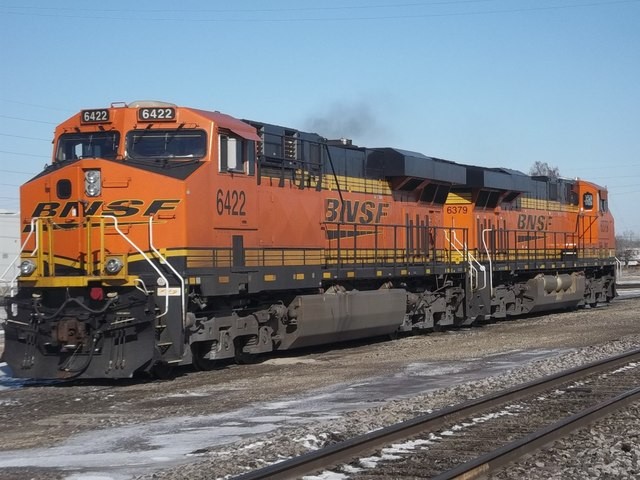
left=599, top=190, right=608, bottom=212
left=583, top=192, right=593, bottom=210
left=219, top=135, right=243, bottom=172
left=600, top=198, right=608, bottom=212
left=219, top=134, right=256, bottom=175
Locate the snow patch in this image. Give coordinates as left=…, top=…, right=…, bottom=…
left=302, top=471, right=348, bottom=480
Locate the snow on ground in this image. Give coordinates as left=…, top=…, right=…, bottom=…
left=0, top=362, right=26, bottom=391
left=0, top=349, right=566, bottom=479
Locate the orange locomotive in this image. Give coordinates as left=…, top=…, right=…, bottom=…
left=1, top=101, right=617, bottom=379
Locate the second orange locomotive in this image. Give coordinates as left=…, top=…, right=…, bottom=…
left=2, top=101, right=616, bottom=378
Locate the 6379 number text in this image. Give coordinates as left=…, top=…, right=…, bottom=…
left=445, top=206, right=468, bottom=214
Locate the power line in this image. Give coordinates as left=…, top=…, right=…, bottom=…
left=0, top=0, right=505, bottom=14
left=0, top=150, right=49, bottom=159
left=0, top=115, right=57, bottom=125
left=1, top=0, right=635, bottom=14
left=0, top=132, right=51, bottom=142
left=574, top=164, right=640, bottom=171
left=0, top=99, right=72, bottom=113
left=1, top=0, right=638, bottom=22
left=587, top=174, right=640, bottom=180
left=608, top=183, right=640, bottom=188
left=609, top=190, right=640, bottom=196
left=0, top=168, right=38, bottom=175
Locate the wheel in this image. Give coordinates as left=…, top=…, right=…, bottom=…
left=191, top=342, right=218, bottom=371
left=151, top=361, right=174, bottom=379
left=234, top=335, right=260, bottom=365
left=234, top=351, right=259, bottom=365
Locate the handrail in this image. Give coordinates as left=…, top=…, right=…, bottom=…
left=614, top=257, right=623, bottom=281
left=2, top=216, right=174, bottom=321
left=148, top=216, right=186, bottom=328
left=482, top=228, right=494, bottom=296
left=449, top=230, right=487, bottom=291
left=0, top=218, right=38, bottom=298
left=443, top=229, right=465, bottom=260
left=99, top=215, right=170, bottom=319
left=443, top=229, right=477, bottom=290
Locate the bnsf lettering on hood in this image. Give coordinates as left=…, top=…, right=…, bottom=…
left=30, top=199, right=181, bottom=218
left=325, top=198, right=390, bottom=224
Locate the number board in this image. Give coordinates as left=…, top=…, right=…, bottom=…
left=138, top=107, right=176, bottom=122
left=81, top=109, right=110, bottom=124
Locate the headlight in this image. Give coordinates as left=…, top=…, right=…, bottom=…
left=105, top=257, right=124, bottom=274
left=85, top=169, right=101, bottom=197
left=19, top=260, right=36, bottom=276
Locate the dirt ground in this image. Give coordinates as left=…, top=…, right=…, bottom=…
left=0, top=295, right=639, bottom=453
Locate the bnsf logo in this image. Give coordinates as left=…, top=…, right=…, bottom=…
left=29, top=199, right=181, bottom=218
left=325, top=198, right=389, bottom=224
left=517, top=214, right=551, bottom=231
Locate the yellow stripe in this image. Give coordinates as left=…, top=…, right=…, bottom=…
left=520, top=198, right=580, bottom=213
left=446, top=192, right=472, bottom=204
left=322, top=174, right=392, bottom=195
left=19, top=275, right=138, bottom=288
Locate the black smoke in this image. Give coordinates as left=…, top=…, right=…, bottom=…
left=304, top=100, right=383, bottom=142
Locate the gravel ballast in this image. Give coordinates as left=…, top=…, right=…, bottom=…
left=0, top=296, right=638, bottom=480
left=138, top=317, right=640, bottom=479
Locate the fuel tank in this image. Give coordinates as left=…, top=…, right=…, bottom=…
left=276, top=288, right=407, bottom=350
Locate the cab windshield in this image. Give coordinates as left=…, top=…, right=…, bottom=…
left=126, top=129, right=206, bottom=161
left=56, top=132, right=120, bottom=161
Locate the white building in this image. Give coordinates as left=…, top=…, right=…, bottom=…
left=0, top=210, right=20, bottom=298
left=625, top=248, right=640, bottom=267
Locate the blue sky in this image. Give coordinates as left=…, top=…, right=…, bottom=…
left=1, top=0, right=639, bottom=235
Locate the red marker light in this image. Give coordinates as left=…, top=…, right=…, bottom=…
left=90, top=287, right=104, bottom=301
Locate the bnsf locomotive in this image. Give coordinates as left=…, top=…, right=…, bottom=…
left=1, top=101, right=616, bottom=379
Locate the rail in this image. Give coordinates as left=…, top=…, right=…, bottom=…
left=433, top=387, right=640, bottom=480
left=232, top=348, right=640, bottom=480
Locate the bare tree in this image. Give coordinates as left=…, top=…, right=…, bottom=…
left=616, top=231, right=640, bottom=263
left=529, top=161, right=560, bottom=179
left=617, top=231, right=638, bottom=249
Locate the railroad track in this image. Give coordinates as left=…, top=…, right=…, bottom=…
left=233, top=348, right=640, bottom=479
